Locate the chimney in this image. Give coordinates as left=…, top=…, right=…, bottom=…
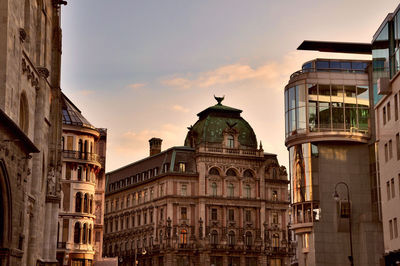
left=149, top=138, right=162, bottom=156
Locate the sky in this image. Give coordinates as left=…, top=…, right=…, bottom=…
left=60, top=0, right=399, bottom=172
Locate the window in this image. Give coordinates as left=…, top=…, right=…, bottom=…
left=387, top=181, right=391, bottom=201
left=211, top=208, right=218, bottom=220
left=395, top=218, right=398, bottom=238
left=397, top=133, right=400, bottom=160
left=163, top=163, right=169, bottom=173
left=150, top=211, right=153, bottom=223
left=181, top=207, right=187, bottom=220
left=244, top=184, right=251, bottom=198
left=390, top=219, right=394, bottom=240
left=160, top=208, right=164, bottom=220
left=272, top=212, right=278, bottom=224
left=385, top=143, right=389, bottom=162
left=272, top=168, right=278, bottom=179
left=211, top=230, right=218, bottom=245
left=226, top=169, right=236, bottom=176
left=302, top=233, right=309, bottom=249
left=75, top=192, right=82, bottom=212
left=228, top=209, right=234, bottom=221
left=227, top=135, right=234, bottom=148
left=126, top=217, right=130, bottom=228
left=272, top=233, right=279, bottom=248
left=85, top=167, right=90, bottom=182
left=243, top=170, right=253, bottom=178
left=83, top=223, right=87, bottom=243
left=180, top=229, right=187, bottom=244
left=211, top=182, right=217, bottom=196
left=389, top=140, right=393, bottom=159
left=137, top=214, right=141, bottom=226
left=245, top=210, right=251, bottom=222
left=77, top=166, right=82, bottom=181
left=127, top=196, right=130, bottom=208
left=66, top=164, right=71, bottom=180
left=272, top=190, right=278, bottom=201
left=228, top=231, right=235, bottom=245
left=179, top=162, right=186, bottom=172
left=144, top=212, right=147, bottom=224
left=388, top=102, right=391, bottom=121
left=181, top=184, right=187, bottom=196
left=131, top=215, right=135, bottom=227
left=209, top=167, right=219, bottom=175
left=74, top=222, right=81, bottom=244
left=392, top=178, right=395, bottom=198
left=395, top=94, right=399, bottom=121
left=227, top=183, right=234, bottom=197
left=83, top=194, right=89, bottom=213
left=340, top=201, right=350, bottom=218
left=245, top=232, right=252, bottom=246
left=383, top=106, right=387, bottom=125
left=116, top=200, right=119, bottom=210
left=120, top=217, right=124, bottom=230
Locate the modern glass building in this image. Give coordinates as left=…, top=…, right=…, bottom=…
left=284, top=59, right=383, bottom=266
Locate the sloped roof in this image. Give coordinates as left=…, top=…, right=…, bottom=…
left=61, top=93, right=95, bottom=129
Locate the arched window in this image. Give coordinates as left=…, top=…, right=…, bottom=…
left=75, top=192, right=82, bottom=212
left=74, top=222, right=81, bottom=243
left=227, top=135, right=234, bottom=148
left=244, top=184, right=251, bottom=198
left=228, top=231, right=235, bottom=246
left=243, top=169, right=253, bottom=178
left=84, top=194, right=89, bottom=213
left=180, top=229, right=187, bottom=244
left=83, top=223, right=87, bottom=244
left=226, top=169, right=237, bottom=177
left=19, top=92, right=29, bottom=133
left=272, top=233, right=279, bottom=248
left=88, top=225, right=92, bottom=244
left=211, top=230, right=218, bottom=245
left=211, top=182, right=217, bottom=196
left=209, top=167, right=220, bottom=176
left=89, top=195, right=93, bottom=214
left=227, top=183, right=234, bottom=197
left=245, top=231, right=253, bottom=246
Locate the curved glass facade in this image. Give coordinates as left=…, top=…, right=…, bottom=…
left=285, top=77, right=369, bottom=138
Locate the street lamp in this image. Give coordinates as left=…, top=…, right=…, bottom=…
left=333, top=181, right=354, bottom=266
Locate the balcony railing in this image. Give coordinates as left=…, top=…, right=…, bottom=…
left=62, top=150, right=101, bottom=164
left=290, top=67, right=367, bottom=79
left=197, top=146, right=263, bottom=157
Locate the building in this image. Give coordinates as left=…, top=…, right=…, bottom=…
left=57, top=94, right=107, bottom=265
left=0, top=0, right=66, bottom=265
left=104, top=97, right=291, bottom=266
left=284, top=58, right=383, bottom=265
left=372, top=5, right=400, bottom=264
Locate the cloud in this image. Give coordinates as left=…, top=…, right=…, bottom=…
left=171, top=105, right=189, bottom=113
left=127, top=83, right=146, bottom=90
left=78, top=89, right=95, bottom=96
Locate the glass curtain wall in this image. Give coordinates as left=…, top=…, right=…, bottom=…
left=285, top=82, right=369, bottom=137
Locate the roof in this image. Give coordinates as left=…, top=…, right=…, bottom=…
left=61, top=93, right=96, bottom=129
left=297, top=40, right=372, bottom=54
left=184, top=97, right=257, bottom=148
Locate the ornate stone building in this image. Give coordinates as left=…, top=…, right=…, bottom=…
left=104, top=98, right=291, bottom=266
left=0, top=0, right=66, bottom=265
left=56, top=94, right=107, bottom=266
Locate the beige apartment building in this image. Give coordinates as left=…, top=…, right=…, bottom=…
left=104, top=98, right=291, bottom=266
left=0, top=0, right=66, bottom=265
left=372, top=5, right=400, bottom=264
left=57, top=94, right=107, bottom=266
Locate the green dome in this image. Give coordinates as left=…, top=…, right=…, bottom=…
left=184, top=97, right=257, bottom=148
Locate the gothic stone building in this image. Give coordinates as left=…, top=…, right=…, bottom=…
left=0, top=0, right=65, bottom=265
left=103, top=98, right=291, bottom=266
left=56, top=94, right=107, bottom=266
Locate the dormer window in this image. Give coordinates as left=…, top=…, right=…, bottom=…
left=227, top=135, right=234, bottom=148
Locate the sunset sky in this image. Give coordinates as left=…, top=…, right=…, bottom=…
left=61, top=0, right=399, bottom=171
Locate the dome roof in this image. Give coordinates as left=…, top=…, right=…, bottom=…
left=184, top=97, right=257, bottom=148
left=61, top=93, right=95, bottom=129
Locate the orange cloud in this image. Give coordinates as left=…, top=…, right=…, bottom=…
left=171, top=105, right=189, bottom=113
left=128, top=83, right=146, bottom=90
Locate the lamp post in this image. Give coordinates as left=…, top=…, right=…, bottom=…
left=333, top=182, right=354, bottom=266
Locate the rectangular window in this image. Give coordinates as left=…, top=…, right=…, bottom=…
left=392, top=178, right=396, bottom=198
left=245, top=210, right=251, bottom=222
left=383, top=107, right=387, bottom=125
left=395, top=94, right=399, bottom=121
left=65, top=164, right=71, bottom=180
left=150, top=211, right=153, bottom=223
left=272, top=212, right=279, bottom=224
left=388, top=102, right=391, bottom=121
left=228, top=209, right=234, bottom=221
left=181, top=207, right=187, bottom=220
left=390, top=219, right=394, bottom=240
left=181, top=184, right=187, bottom=196
left=77, top=166, right=82, bottom=181
left=132, top=215, right=135, bottom=227
left=395, top=218, right=399, bottom=238
left=387, top=181, right=391, bottom=201
left=160, top=208, right=164, bottom=220
left=211, top=208, right=218, bottom=220
left=389, top=140, right=393, bottom=159
left=179, top=162, right=186, bottom=172
left=397, top=133, right=400, bottom=160
left=138, top=214, right=141, bottom=226
left=144, top=212, right=147, bottom=224
left=385, top=143, right=389, bottom=162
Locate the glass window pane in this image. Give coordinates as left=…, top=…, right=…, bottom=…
left=357, top=86, right=369, bottom=108
left=308, top=101, right=318, bottom=132
left=290, top=109, right=296, bottom=134
left=345, top=104, right=357, bottom=131
left=319, top=102, right=331, bottom=130
left=289, top=87, right=296, bottom=110
left=330, top=61, right=341, bottom=71
left=308, top=84, right=317, bottom=96
left=316, top=61, right=329, bottom=70
left=332, top=102, right=344, bottom=130
left=341, top=62, right=351, bottom=70
left=297, top=84, right=306, bottom=107
left=318, top=84, right=330, bottom=96
left=285, top=90, right=288, bottom=112
left=358, top=108, right=369, bottom=132
left=297, top=107, right=306, bottom=133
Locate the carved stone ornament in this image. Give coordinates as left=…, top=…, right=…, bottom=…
left=19, top=28, right=27, bottom=42
left=37, top=67, right=49, bottom=78
left=47, top=167, right=56, bottom=196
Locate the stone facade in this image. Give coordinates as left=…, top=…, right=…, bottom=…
left=0, top=0, right=65, bottom=265
left=104, top=99, right=291, bottom=266
left=56, top=94, right=107, bottom=265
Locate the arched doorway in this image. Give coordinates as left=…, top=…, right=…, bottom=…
left=0, top=159, right=12, bottom=265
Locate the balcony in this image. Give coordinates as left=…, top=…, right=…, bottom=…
left=197, top=145, right=264, bottom=157
left=62, top=150, right=102, bottom=166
